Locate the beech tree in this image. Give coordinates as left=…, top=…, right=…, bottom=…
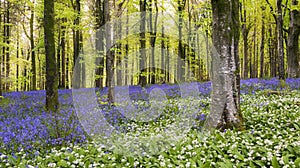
left=139, top=0, right=147, bottom=86
left=287, top=0, right=300, bottom=78
left=205, top=0, right=244, bottom=130
left=44, top=0, right=59, bottom=111
left=104, top=0, right=114, bottom=103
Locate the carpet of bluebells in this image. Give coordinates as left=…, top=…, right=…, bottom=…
left=0, top=78, right=300, bottom=167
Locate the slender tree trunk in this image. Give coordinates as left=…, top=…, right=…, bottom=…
left=125, top=9, right=129, bottom=86
left=0, top=4, right=2, bottom=96
left=66, top=37, right=70, bottom=89
left=252, top=27, right=257, bottom=78
left=116, top=1, right=125, bottom=86
left=17, top=27, right=20, bottom=91
left=2, top=7, right=5, bottom=92
left=61, top=18, right=66, bottom=88
left=30, top=6, right=36, bottom=90
left=73, top=0, right=81, bottom=88
left=260, top=7, right=266, bottom=78
left=95, top=0, right=105, bottom=88
left=166, top=38, right=170, bottom=82
left=80, top=32, right=85, bottom=88
left=44, top=0, right=59, bottom=111
left=161, top=10, right=165, bottom=83
left=57, top=22, right=61, bottom=88
left=104, top=0, right=114, bottom=103
left=139, top=0, right=147, bottom=86
left=287, top=0, right=300, bottom=78
left=241, top=0, right=248, bottom=79
left=277, top=0, right=285, bottom=80
left=5, top=2, right=10, bottom=91
left=149, top=0, right=158, bottom=84
left=177, top=0, right=186, bottom=82
left=206, top=0, right=243, bottom=130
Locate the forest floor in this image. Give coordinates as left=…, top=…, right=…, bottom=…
left=0, top=78, right=300, bottom=167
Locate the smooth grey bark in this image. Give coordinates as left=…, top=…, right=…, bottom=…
left=44, top=0, right=59, bottom=111
left=287, top=0, right=300, bottom=78
left=205, top=0, right=244, bottom=130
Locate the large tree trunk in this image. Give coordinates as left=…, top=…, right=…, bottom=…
left=44, top=0, right=59, bottom=111
left=139, top=0, right=147, bottom=86
left=287, top=0, right=300, bottom=78
left=205, top=0, right=243, bottom=130
left=277, top=0, right=285, bottom=80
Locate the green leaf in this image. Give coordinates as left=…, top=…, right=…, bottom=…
left=271, top=156, right=280, bottom=168
left=283, top=155, right=290, bottom=164
left=254, top=160, right=265, bottom=167
left=294, top=157, right=300, bottom=167
left=294, top=123, right=300, bottom=130
left=8, top=155, right=16, bottom=165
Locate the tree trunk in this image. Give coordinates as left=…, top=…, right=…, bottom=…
left=161, top=10, right=165, bottom=83
left=241, top=0, right=249, bottom=79
left=95, top=0, right=105, bottom=88
left=104, top=0, right=114, bottom=103
left=205, top=0, right=243, bottom=130
left=177, top=0, right=186, bottom=82
left=277, top=0, right=285, bottom=80
left=139, top=0, right=147, bottom=86
left=61, top=18, right=66, bottom=88
left=287, top=0, right=300, bottom=78
left=5, top=2, right=10, bottom=91
left=260, top=7, right=265, bottom=78
left=66, top=37, right=70, bottom=89
left=0, top=2, right=2, bottom=96
left=44, top=0, right=59, bottom=111
left=125, top=9, right=129, bottom=86
left=149, top=0, right=158, bottom=84
left=17, top=27, right=20, bottom=91
left=2, top=6, right=5, bottom=92
left=57, top=22, right=61, bottom=88
left=30, top=7, right=36, bottom=90
left=73, top=0, right=81, bottom=88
